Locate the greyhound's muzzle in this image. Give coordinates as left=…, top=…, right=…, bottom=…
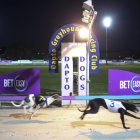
left=134, top=108, right=139, bottom=113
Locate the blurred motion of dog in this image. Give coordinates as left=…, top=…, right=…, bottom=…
left=78, top=98, right=140, bottom=129
left=11, top=94, right=61, bottom=120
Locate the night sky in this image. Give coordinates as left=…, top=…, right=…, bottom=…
left=0, top=0, right=140, bottom=59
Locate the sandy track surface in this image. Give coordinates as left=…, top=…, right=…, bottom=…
left=0, top=107, right=140, bottom=140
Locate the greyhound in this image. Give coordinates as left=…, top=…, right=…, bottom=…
left=78, top=98, right=140, bottom=129
left=11, top=94, right=61, bottom=120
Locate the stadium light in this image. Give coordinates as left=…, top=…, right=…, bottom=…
left=103, top=16, right=112, bottom=65
left=103, top=17, right=112, bottom=28
left=79, top=27, right=89, bottom=39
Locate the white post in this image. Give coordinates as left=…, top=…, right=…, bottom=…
left=105, top=27, right=108, bottom=65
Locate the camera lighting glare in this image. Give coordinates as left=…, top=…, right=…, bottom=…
left=103, top=17, right=112, bottom=28
left=79, top=27, right=89, bottom=39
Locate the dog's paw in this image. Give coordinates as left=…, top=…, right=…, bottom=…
left=29, top=117, right=32, bottom=120
left=80, top=116, right=84, bottom=120
left=124, top=127, right=130, bottom=129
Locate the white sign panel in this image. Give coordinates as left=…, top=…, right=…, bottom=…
left=61, top=43, right=87, bottom=105
left=78, top=56, right=87, bottom=96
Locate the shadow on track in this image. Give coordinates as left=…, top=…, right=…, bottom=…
left=77, top=129, right=140, bottom=140
left=71, top=121, right=124, bottom=128
left=3, top=119, right=52, bottom=125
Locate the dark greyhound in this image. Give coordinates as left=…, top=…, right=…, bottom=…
left=78, top=98, right=140, bottom=129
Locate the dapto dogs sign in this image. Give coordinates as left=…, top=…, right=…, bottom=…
left=61, top=43, right=87, bottom=105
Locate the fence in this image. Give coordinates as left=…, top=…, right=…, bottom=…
left=0, top=59, right=140, bottom=65
left=0, top=95, right=140, bottom=108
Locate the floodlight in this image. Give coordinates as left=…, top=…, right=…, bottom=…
left=83, top=10, right=90, bottom=17
left=82, top=0, right=95, bottom=24
left=82, top=17, right=89, bottom=23
left=79, top=27, right=89, bottom=39
left=103, top=17, right=112, bottom=28
left=82, top=0, right=93, bottom=11
left=82, top=10, right=90, bottom=23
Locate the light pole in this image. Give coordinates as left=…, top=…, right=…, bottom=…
left=82, top=0, right=97, bottom=98
left=103, top=16, right=112, bottom=65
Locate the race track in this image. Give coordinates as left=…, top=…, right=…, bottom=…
left=0, top=107, right=140, bottom=140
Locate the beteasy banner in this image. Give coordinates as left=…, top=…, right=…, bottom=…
left=109, top=69, right=140, bottom=95
left=0, top=68, right=40, bottom=94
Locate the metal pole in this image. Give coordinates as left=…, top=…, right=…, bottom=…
left=73, top=32, right=75, bottom=43
left=105, top=27, right=108, bottom=65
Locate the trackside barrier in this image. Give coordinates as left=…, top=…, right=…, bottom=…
left=0, top=95, right=140, bottom=101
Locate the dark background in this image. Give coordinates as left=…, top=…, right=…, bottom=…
left=0, top=0, right=140, bottom=60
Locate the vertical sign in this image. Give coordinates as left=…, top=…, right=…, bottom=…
left=49, top=24, right=100, bottom=74
left=61, top=56, right=73, bottom=105
left=61, top=43, right=87, bottom=105
left=78, top=57, right=86, bottom=96
left=89, top=34, right=100, bottom=74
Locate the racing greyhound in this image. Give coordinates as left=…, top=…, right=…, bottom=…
left=11, top=94, right=61, bottom=120
left=78, top=98, right=140, bottom=129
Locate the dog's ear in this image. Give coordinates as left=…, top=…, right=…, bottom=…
left=52, top=94, right=60, bottom=99
left=52, top=94, right=59, bottom=98
left=130, top=104, right=139, bottom=113
left=135, top=106, right=139, bottom=113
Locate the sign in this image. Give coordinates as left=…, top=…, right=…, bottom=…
left=0, top=68, right=40, bottom=94
left=89, top=33, right=100, bottom=74
left=109, top=69, right=140, bottom=95
left=61, top=43, right=87, bottom=105
left=49, top=24, right=100, bottom=74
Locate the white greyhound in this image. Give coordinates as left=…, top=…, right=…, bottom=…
left=11, top=94, right=61, bottom=120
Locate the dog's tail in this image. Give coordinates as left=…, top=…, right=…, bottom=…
left=11, top=100, right=24, bottom=107
left=77, top=102, right=90, bottom=112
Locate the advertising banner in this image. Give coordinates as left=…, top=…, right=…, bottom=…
left=0, top=68, right=40, bottom=94
left=108, top=69, right=140, bottom=95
